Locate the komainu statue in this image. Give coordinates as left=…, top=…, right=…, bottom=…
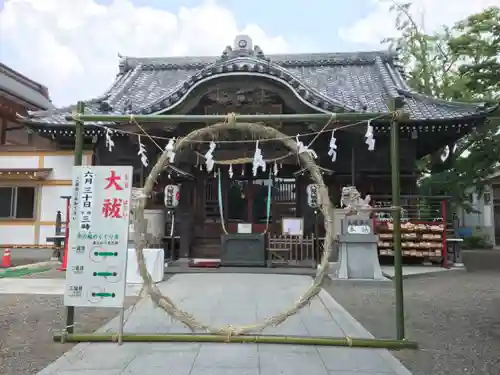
left=340, top=186, right=371, bottom=215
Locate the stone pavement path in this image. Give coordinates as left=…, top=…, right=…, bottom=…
left=37, top=273, right=414, bottom=375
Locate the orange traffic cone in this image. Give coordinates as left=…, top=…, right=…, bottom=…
left=1, top=248, right=12, bottom=268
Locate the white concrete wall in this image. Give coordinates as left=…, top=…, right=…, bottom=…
left=39, top=185, right=73, bottom=222
left=44, top=155, right=75, bottom=180
left=0, top=151, right=93, bottom=246
left=0, top=225, right=35, bottom=245
left=0, top=155, right=39, bottom=169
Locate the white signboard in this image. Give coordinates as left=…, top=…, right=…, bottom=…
left=237, top=223, right=252, bottom=234
left=64, top=166, right=133, bottom=308
left=347, top=225, right=371, bottom=235
left=282, top=217, right=304, bottom=236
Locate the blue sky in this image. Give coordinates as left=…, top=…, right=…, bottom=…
left=119, top=0, right=377, bottom=52
left=0, top=0, right=495, bottom=105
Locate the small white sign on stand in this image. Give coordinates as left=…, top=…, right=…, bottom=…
left=282, top=217, right=304, bottom=236
left=64, top=166, right=133, bottom=341
left=237, top=223, right=252, bottom=234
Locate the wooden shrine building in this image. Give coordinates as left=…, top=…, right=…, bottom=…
left=20, top=35, right=497, bottom=263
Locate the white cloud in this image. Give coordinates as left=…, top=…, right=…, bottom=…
left=0, top=0, right=290, bottom=106
left=340, top=0, right=500, bottom=47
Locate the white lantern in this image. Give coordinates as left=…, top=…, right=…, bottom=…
left=306, top=184, right=320, bottom=208
left=164, top=184, right=180, bottom=208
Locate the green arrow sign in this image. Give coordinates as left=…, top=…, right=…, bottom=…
left=93, top=251, right=118, bottom=257
left=93, top=272, right=117, bottom=277
left=92, top=292, right=116, bottom=298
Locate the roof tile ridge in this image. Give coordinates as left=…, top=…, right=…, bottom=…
left=0, top=63, right=46, bottom=94
left=106, top=63, right=144, bottom=105
left=135, top=57, right=239, bottom=112
left=116, top=49, right=399, bottom=70
left=384, top=61, right=412, bottom=91
left=25, top=96, right=109, bottom=118
left=262, top=59, right=356, bottom=111
left=398, top=88, right=489, bottom=109
left=374, top=56, right=399, bottom=99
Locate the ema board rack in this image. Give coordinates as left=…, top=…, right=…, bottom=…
left=375, top=219, right=446, bottom=259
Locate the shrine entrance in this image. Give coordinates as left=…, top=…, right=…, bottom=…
left=227, top=177, right=272, bottom=234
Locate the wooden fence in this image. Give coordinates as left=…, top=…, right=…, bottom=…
left=267, top=234, right=321, bottom=268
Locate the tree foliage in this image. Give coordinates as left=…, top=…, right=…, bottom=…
left=384, top=2, right=500, bottom=208
left=450, top=7, right=500, bottom=101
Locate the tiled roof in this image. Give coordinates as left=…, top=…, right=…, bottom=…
left=21, top=42, right=495, bottom=126
left=0, top=64, right=54, bottom=110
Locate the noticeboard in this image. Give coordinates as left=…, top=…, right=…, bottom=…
left=64, top=166, right=133, bottom=308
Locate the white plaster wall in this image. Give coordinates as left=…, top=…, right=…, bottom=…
left=0, top=226, right=35, bottom=245
left=43, top=155, right=74, bottom=180
left=43, top=154, right=93, bottom=180
left=40, top=185, right=73, bottom=222
left=0, top=155, right=39, bottom=169
left=39, top=225, right=58, bottom=245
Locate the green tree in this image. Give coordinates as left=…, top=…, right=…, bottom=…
left=384, top=2, right=500, bottom=208
left=449, top=7, right=500, bottom=101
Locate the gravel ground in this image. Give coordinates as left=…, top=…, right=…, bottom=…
left=323, top=270, right=500, bottom=375
left=4, top=266, right=500, bottom=375
left=0, top=294, right=139, bottom=375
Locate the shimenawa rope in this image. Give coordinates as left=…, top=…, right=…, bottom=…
left=133, top=114, right=336, bottom=336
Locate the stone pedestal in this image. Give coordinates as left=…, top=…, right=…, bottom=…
left=336, top=215, right=384, bottom=280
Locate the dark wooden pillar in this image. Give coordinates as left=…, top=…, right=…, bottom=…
left=178, top=179, right=194, bottom=259
left=297, top=174, right=316, bottom=235
left=271, top=177, right=278, bottom=234
left=0, top=117, right=6, bottom=145
left=222, top=168, right=229, bottom=229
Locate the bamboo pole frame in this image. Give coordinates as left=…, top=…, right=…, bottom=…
left=65, top=112, right=391, bottom=124
left=64, top=101, right=85, bottom=337
left=52, top=333, right=418, bottom=349
left=59, top=106, right=409, bottom=346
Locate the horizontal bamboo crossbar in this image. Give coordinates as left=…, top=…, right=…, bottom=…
left=66, top=112, right=392, bottom=124
left=52, top=332, right=418, bottom=349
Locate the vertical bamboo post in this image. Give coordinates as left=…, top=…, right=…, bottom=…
left=65, top=101, right=85, bottom=335
left=390, top=98, right=406, bottom=340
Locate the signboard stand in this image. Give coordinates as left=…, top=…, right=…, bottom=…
left=63, top=165, right=133, bottom=344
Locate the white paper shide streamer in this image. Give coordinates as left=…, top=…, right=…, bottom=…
left=328, top=130, right=337, bottom=162
left=165, top=138, right=176, bottom=163
left=137, top=135, right=148, bottom=167
left=105, top=128, right=115, bottom=152
left=252, top=141, right=266, bottom=176
left=296, top=135, right=318, bottom=159
left=365, top=120, right=375, bottom=151
left=228, top=164, right=234, bottom=179
left=204, top=141, right=216, bottom=172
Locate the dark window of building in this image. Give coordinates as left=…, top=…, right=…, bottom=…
left=0, top=186, right=36, bottom=219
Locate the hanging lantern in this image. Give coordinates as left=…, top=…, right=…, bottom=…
left=164, top=184, right=180, bottom=208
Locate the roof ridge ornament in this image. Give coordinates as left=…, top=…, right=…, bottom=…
left=118, top=53, right=129, bottom=74
left=219, top=35, right=267, bottom=61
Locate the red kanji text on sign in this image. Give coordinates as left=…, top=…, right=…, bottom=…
left=102, top=198, right=124, bottom=218
left=104, top=170, right=124, bottom=191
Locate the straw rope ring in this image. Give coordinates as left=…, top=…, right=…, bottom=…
left=133, top=119, right=335, bottom=336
